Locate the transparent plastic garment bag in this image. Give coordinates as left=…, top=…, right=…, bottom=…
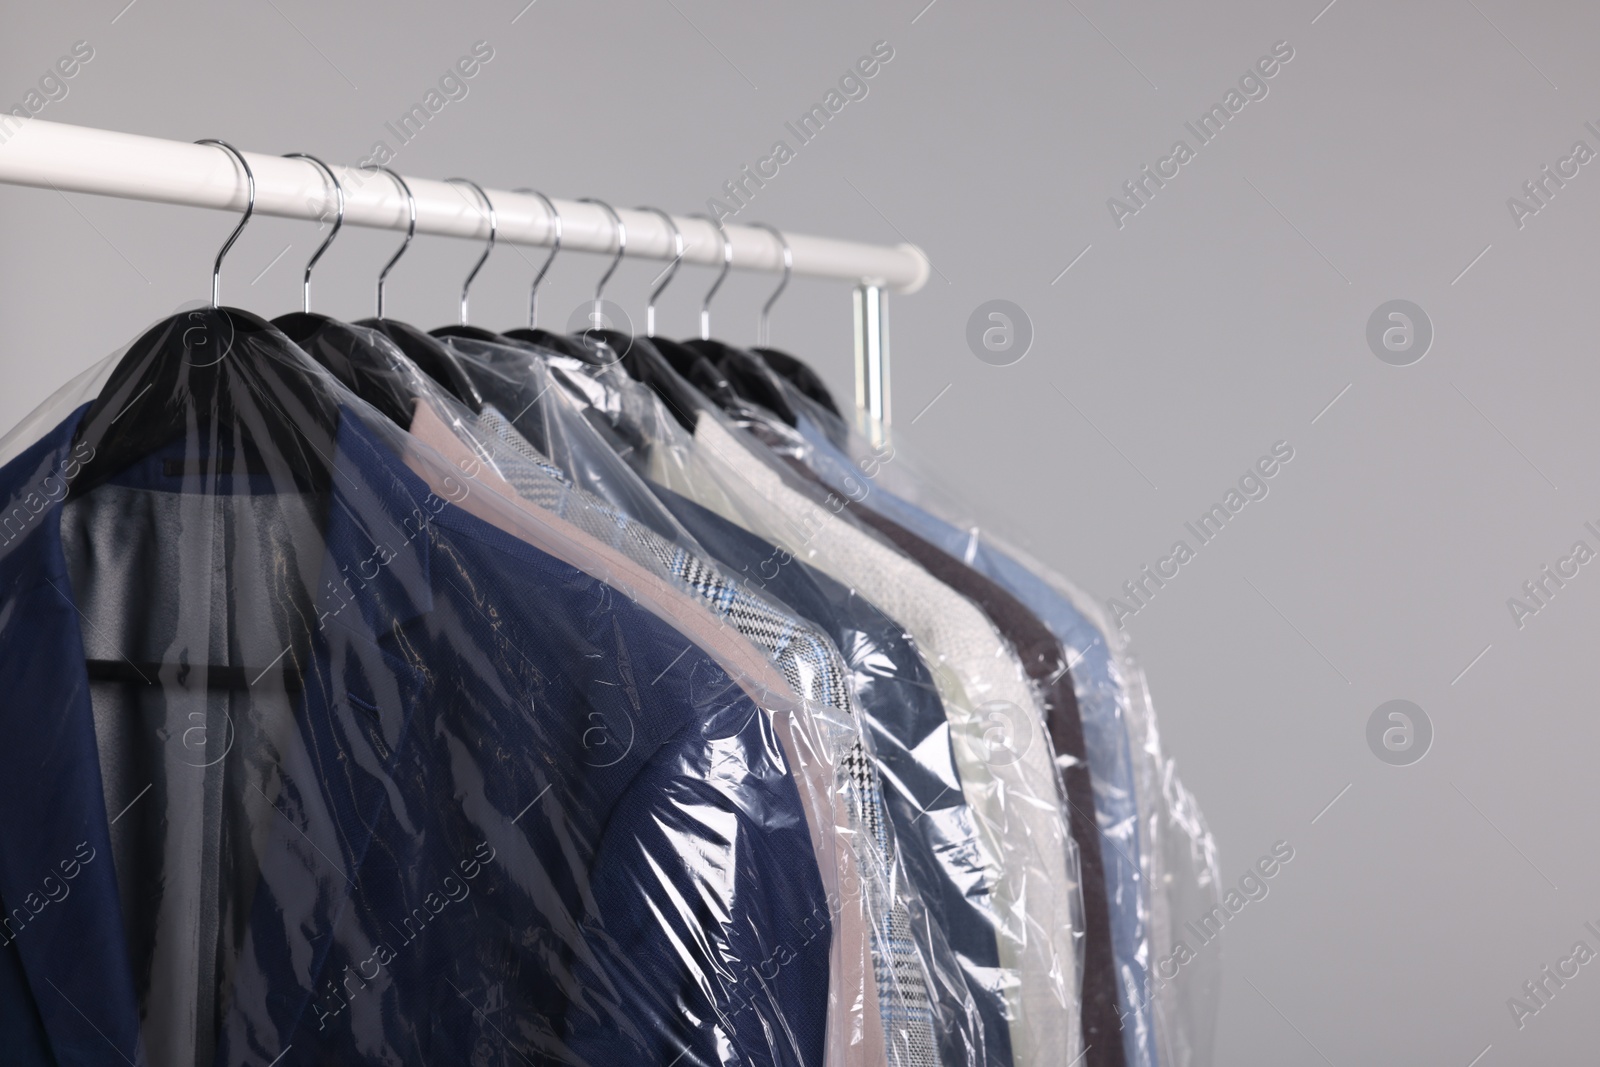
left=433, top=332, right=1089, bottom=1067
left=754, top=366, right=1224, bottom=1067
left=681, top=356, right=1145, bottom=1067
left=421, top=330, right=992, bottom=1067
left=0, top=305, right=887, bottom=1067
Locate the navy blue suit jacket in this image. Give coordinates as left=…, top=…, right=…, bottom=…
left=0, top=406, right=830, bottom=1066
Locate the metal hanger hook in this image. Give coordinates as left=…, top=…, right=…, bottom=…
left=194, top=139, right=255, bottom=309
left=636, top=206, right=682, bottom=339
left=689, top=213, right=732, bottom=341
left=749, top=222, right=791, bottom=347
left=513, top=188, right=561, bottom=329
left=282, top=153, right=345, bottom=315
left=365, top=165, right=415, bottom=320
left=446, top=177, right=496, bottom=325
left=578, top=198, right=625, bottom=329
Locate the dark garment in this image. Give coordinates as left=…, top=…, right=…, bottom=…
left=0, top=405, right=831, bottom=1067
left=753, top=348, right=842, bottom=419
left=651, top=482, right=1014, bottom=1067
left=781, top=462, right=1127, bottom=1067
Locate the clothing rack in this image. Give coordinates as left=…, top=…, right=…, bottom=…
left=0, top=118, right=929, bottom=424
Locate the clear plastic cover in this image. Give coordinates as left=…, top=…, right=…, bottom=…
left=424, top=331, right=991, bottom=1066
left=477, top=337, right=1091, bottom=1067
left=715, top=390, right=1129, bottom=1067
left=0, top=307, right=888, bottom=1066
left=0, top=301, right=1214, bottom=1067
left=1119, top=645, right=1221, bottom=1067
left=433, top=334, right=697, bottom=550
left=763, top=373, right=1223, bottom=1067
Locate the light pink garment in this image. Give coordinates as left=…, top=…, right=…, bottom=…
left=406, top=402, right=878, bottom=1067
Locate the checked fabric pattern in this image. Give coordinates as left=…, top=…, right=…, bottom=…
left=473, top=406, right=940, bottom=1067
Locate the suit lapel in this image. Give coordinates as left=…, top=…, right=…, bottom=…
left=0, top=408, right=144, bottom=1067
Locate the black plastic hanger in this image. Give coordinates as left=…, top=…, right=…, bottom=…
left=69, top=139, right=340, bottom=502
left=653, top=211, right=789, bottom=420
left=652, top=335, right=742, bottom=412
left=588, top=329, right=702, bottom=432
left=69, top=308, right=339, bottom=499
left=661, top=218, right=799, bottom=424
left=575, top=207, right=727, bottom=425
left=517, top=196, right=625, bottom=367
left=489, top=189, right=604, bottom=365
left=628, top=211, right=736, bottom=409
left=684, top=338, right=795, bottom=423
left=431, top=324, right=507, bottom=344
left=753, top=347, right=841, bottom=417
left=70, top=140, right=333, bottom=691
left=269, top=152, right=418, bottom=429
left=579, top=207, right=698, bottom=429
left=365, top=318, right=484, bottom=411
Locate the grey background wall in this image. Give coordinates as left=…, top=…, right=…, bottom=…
left=4, top=0, right=1598, bottom=1062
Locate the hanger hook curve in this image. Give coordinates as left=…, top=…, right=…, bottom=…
left=748, top=222, right=791, bottom=347
left=689, top=213, right=732, bottom=341
left=577, top=198, right=625, bottom=331
left=636, top=206, right=682, bottom=339
left=513, top=188, right=562, bottom=329
left=365, top=165, right=415, bottom=320
left=446, top=177, right=496, bottom=325
left=282, top=153, right=345, bottom=315
left=195, top=138, right=255, bottom=308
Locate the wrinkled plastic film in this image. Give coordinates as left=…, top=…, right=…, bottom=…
left=677, top=414, right=1087, bottom=1067
left=977, top=546, right=1221, bottom=1067
left=1120, top=657, right=1221, bottom=1067
left=715, top=395, right=1114, bottom=1067
left=395, top=397, right=882, bottom=1067
left=348, top=322, right=898, bottom=1067
left=425, top=332, right=992, bottom=1067
left=522, top=348, right=1089, bottom=1067
left=729, top=369, right=1174, bottom=1065
left=0, top=310, right=880, bottom=1066
left=435, top=333, right=700, bottom=549
left=777, top=380, right=1221, bottom=1067
left=0, top=346, right=122, bottom=469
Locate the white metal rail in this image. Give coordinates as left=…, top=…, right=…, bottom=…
left=0, top=119, right=930, bottom=292
left=0, top=118, right=921, bottom=419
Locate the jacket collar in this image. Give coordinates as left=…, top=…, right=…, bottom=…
left=0, top=402, right=434, bottom=1065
